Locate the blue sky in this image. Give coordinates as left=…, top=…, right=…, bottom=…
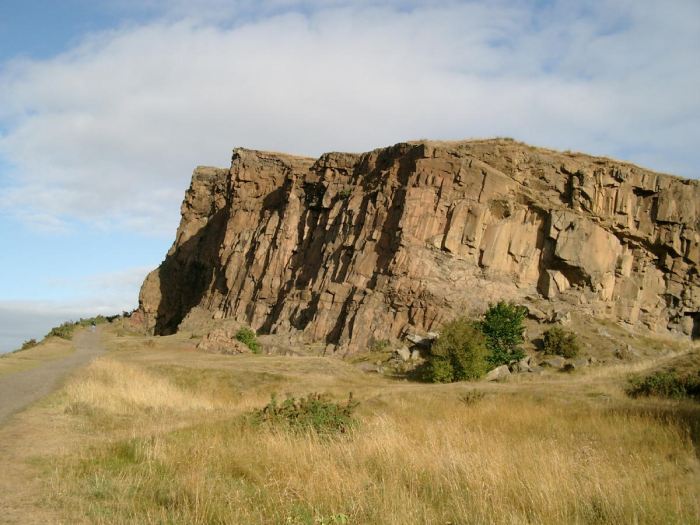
left=1, top=0, right=699, bottom=352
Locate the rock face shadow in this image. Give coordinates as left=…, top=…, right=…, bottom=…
left=155, top=207, right=230, bottom=335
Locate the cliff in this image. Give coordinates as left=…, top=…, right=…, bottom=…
left=137, top=139, right=700, bottom=351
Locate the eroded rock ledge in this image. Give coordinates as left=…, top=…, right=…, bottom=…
left=137, top=139, right=700, bottom=351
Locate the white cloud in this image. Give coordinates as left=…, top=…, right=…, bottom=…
left=43, top=265, right=152, bottom=298
left=0, top=0, right=698, bottom=234
left=0, top=265, right=150, bottom=353
left=0, top=298, right=129, bottom=354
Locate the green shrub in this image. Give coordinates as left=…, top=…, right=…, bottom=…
left=235, top=327, right=261, bottom=354
left=425, top=318, right=488, bottom=383
left=20, top=338, right=38, bottom=351
left=481, top=302, right=526, bottom=367
left=252, top=393, right=359, bottom=435
left=627, top=370, right=700, bottom=400
left=337, top=188, right=352, bottom=199
left=426, top=357, right=456, bottom=383
left=45, top=315, right=109, bottom=341
left=47, top=322, right=77, bottom=340
left=542, top=327, right=580, bottom=358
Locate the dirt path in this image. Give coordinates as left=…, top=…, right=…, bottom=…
left=0, top=328, right=107, bottom=523
left=0, top=328, right=106, bottom=426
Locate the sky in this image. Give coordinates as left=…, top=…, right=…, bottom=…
left=0, top=0, right=699, bottom=352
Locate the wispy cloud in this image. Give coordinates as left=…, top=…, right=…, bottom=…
left=42, top=265, right=152, bottom=297
left=0, top=299, right=123, bottom=353
left=0, top=265, right=149, bottom=352
left=0, top=0, right=698, bottom=235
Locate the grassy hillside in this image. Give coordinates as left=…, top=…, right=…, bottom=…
left=2, top=324, right=698, bottom=524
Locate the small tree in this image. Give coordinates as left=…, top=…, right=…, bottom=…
left=425, top=318, right=488, bottom=383
left=481, top=301, right=527, bottom=367
left=542, top=326, right=580, bottom=358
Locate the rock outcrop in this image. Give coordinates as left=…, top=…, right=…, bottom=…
left=137, top=139, right=700, bottom=352
left=196, top=328, right=250, bottom=355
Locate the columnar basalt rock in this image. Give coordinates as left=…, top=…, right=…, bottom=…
left=138, top=139, right=700, bottom=351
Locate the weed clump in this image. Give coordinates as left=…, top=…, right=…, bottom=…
left=425, top=318, right=488, bottom=383
left=235, top=327, right=261, bottom=354
left=542, top=327, right=580, bottom=358
left=252, top=393, right=358, bottom=435
left=458, top=390, right=485, bottom=405
left=627, top=370, right=700, bottom=400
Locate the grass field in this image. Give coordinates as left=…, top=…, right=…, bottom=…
left=4, top=325, right=700, bottom=524
left=26, top=328, right=700, bottom=524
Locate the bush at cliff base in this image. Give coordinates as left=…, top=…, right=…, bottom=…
left=426, top=318, right=488, bottom=383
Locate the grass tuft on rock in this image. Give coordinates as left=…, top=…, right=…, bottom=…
left=235, top=327, right=261, bottom=354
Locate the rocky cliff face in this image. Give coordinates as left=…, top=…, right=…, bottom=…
left=137, top=139, right=700, bottom=351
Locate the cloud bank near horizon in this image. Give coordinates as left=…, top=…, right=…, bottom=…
left=0, top=0, right=698, bottom=235
left=0, top=265, right=150, bottom=353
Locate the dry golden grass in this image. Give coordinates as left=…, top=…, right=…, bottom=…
left=64, top=358, right=219, bottom=416
left=43, top=332, right=700, bottom=525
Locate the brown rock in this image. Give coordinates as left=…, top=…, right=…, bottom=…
left=137, top=139, right=700, bottom=352
left=513, top=356, right=532, bottom=373
left=395, top=346, right=411, bottom=362
left=485, top=365, right=511, bottom=381
left=196, top=328, right=250, bottom=354
left=541, top=356, right=566, bottom=369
